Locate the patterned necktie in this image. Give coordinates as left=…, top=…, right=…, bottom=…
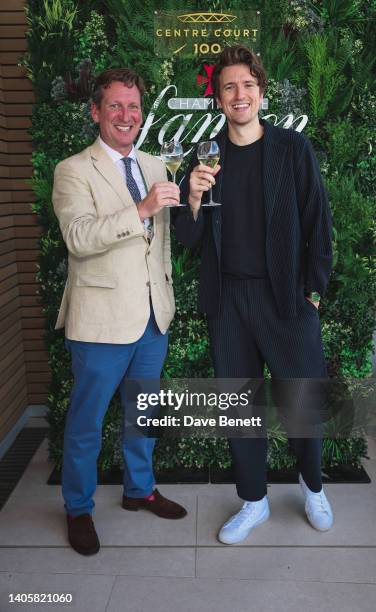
left=122, top=156, right=153, bottom=242
left=122, top=156, right=142, bottom=203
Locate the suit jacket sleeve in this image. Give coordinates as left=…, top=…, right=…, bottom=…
left=296, top=138, right=333, bottom=296
left=52, top=161, right=145, bottom=258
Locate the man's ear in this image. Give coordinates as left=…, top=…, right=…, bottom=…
left=91, top=101, right=99, bottom=123
left=216, top=97, right=222, bottom=109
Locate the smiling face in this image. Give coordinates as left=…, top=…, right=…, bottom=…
left=216, top=63, right=263, bottom=131
left=91, top=81, right=143, bottom=156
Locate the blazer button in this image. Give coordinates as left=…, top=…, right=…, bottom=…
left=125, top=230, right=130, bottom=236
left=117, top=234, right=121, bottom=239
left=146, top=281, right=150, bottom=287
left=147, top=251, right=151, bottom=256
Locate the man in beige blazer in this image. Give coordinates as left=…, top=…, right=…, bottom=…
left=52, top=68, right=187, bottom=556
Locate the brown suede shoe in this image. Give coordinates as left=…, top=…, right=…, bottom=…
left=122, top=488, right=187, bottom=519
left=66, top=514, right=100, bottom=555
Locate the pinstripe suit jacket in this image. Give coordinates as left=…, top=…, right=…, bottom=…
left=174, top=120, right=332, bottom=319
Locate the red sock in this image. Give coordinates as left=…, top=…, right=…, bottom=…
left=145, top=493, right=155, bottom=501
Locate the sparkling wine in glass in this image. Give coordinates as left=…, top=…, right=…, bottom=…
left=160, top=140, right=185, bottom=207
left=197, top=140, right=221, bottom=207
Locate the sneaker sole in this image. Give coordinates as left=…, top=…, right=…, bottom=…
left=217, top=507, right=270, bottom=545
left=306, top=515, right=334, bottom=532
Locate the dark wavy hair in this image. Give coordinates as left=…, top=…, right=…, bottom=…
left=212, top=45, right=268, bottom=99
left=92, top=68, right=145, bottom=107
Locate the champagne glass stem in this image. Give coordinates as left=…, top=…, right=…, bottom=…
left=172, top=171, right=176, bottom=184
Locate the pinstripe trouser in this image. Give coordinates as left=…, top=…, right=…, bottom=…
left=207, top=277, right=327, bottom=501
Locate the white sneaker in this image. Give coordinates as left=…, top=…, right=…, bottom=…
left=299, top=474, right=333, bottom=531
left=218, top=496, right=270, bottom=544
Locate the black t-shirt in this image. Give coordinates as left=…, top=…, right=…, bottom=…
left=221, top=136, right=267, bottom=278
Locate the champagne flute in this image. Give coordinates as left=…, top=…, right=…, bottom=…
left=197, top=140, right=221, bottom=207
left=160, top=140, right=185, bottom=207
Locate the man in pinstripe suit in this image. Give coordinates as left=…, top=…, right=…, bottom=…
left=175, top=45, right=334, bottom=544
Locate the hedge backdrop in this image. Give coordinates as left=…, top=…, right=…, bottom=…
left=24, top=0, right=375, bottom=473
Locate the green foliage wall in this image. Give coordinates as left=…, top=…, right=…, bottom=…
left=25, top=0, right=375, bottom=472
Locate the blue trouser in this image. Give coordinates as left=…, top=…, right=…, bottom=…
left=62, top=312, right=168, bottom=517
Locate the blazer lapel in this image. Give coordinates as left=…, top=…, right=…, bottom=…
left=210, top=130, right=226, bottom=260
left=89, top=138, right=134, bottom=208
left=136, top=149, right=160, bottom=244
left=135, top=150, right=155, bottom=191
left=262, top=121, right=287, bottom=231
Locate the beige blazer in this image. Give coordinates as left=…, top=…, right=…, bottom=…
left=52, top=138, right=175, bottom=343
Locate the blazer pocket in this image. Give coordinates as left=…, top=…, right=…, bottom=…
left=75, top=274, right=118, bottom=288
